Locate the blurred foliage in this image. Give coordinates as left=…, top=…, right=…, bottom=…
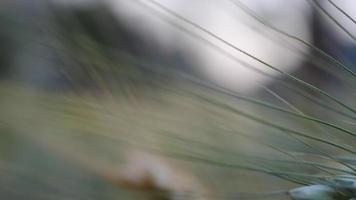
left=0, top=1, right=356, bottom=200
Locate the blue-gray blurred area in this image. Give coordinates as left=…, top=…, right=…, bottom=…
left=0, top=0, right=192, bottom=91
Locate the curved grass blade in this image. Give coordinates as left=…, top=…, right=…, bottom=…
left=309, top=0, right=356, bottom=43
left=228, top=0, right=356, bottom=80
left=327, top=0, right=356, bottom=25
left=138, top=0, right=356, bottom=114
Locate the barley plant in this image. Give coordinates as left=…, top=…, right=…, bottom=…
left=0, top=0, right=356, bottom=200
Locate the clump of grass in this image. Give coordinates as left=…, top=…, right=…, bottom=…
left=0, top=0, right=356, bottom=200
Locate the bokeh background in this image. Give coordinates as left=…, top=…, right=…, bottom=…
left=0, top=0, right=356, bottom=199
